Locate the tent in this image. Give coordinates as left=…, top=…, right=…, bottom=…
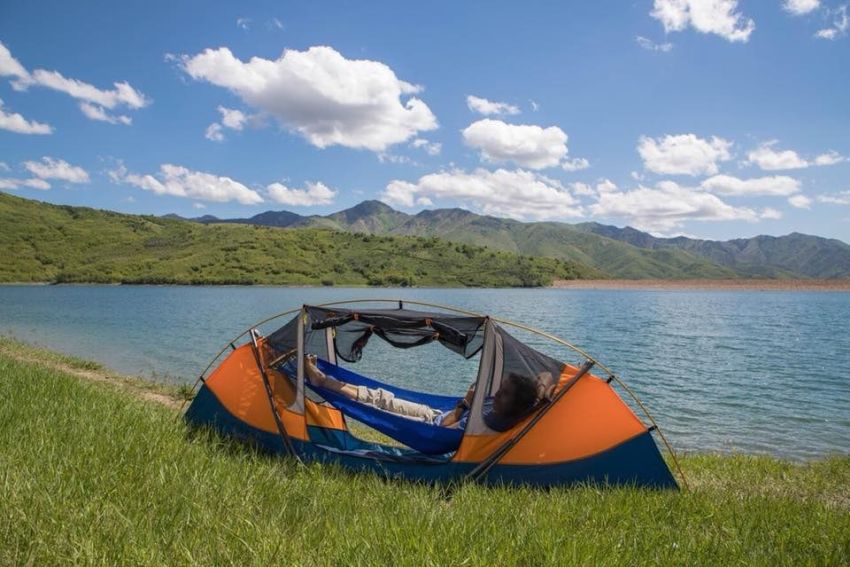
left=184, top=300, right=682, bottom=489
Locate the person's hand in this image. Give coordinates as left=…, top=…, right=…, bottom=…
left=463, top=385, right=475, bottom=405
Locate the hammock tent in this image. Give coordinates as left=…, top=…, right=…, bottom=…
left=184, top=301, right=682, bottom=489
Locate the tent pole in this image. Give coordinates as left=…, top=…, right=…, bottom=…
left=250, top=330, right=300, bottom=462
left=465, top=359, right=595, bottom=484
left=609, top=374, right=689, bottom=490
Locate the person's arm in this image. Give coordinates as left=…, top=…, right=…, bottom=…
left=440, top=385, right=474, bottom=428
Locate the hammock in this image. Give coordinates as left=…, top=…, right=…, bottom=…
left=308, top=359, right=464, bottom=455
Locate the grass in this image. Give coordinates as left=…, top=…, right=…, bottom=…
left=1, top=342, right=849, bottom=565
left=0, top=192, right=593, bottom=287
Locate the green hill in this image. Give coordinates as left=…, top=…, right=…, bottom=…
left=222, top=200, right=849, bottom=279
left=0, top=193, right=594, bottom=287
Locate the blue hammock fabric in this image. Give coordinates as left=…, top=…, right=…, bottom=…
left=310, top=360, right=464, bottom=455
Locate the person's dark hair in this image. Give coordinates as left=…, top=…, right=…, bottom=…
left=502, top=372, right=540, bottom=418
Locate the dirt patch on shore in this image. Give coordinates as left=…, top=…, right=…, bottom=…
left=0, top=340, right=183, bottom=410
left=552, top=279, right=850, bottom=291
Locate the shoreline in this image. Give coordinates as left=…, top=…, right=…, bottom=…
left=552, top=278, right=850, bottom=291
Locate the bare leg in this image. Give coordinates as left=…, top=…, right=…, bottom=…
left=304, top=355, right=358, bottom=399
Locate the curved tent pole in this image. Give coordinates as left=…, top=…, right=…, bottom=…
left=183, top=298, right=688, bottom=489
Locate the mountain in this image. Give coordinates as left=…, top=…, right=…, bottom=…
left=575, top=224, right=850, bottom=279
left=0, top=193, right=592, bottom=286
left=169, top=199, right=850, bottom=279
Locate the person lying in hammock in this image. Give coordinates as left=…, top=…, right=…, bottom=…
left=304, top=354, right=544, bottom=432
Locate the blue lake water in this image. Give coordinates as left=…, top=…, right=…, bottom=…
left=1, top=285, right=848, bottom=460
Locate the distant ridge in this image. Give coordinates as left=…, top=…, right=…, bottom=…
left=176, top=200, right=850, bottom=279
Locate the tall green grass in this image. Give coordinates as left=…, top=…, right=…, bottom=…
left=1, top=349, right=848, bottom=565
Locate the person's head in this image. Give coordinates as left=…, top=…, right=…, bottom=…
left=492, top=372, right=540, bottom=419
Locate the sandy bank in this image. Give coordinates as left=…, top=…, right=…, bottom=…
left=552, top=279, right=850, bottom=291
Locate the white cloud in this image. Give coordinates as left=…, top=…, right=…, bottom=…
left=25, top=69, right=148, bottom=109
left=746, top=141, right=846, bottom=170
left=562, top=157, right=590, bottom=172
left=788, top=194, right=812, bottom=208
left=218, top=106, right=247, bottom=130
left=205, top=107, right=252, bottom=142
left=570, top=179, right=617, bottom=197
left=79, top=102, right=131, bottom=125
left=466, top=95, right=521, bottom=116
left=236, top=17, right=251, bottom=30
left=636, top=36, right=674, bottom=52
left=761, top=207, right=783, bottom=220
left=0, top=162, right=8, bottom=172
left=0, top=41, right=149, bottom=122
left=590, top=180, right=763, bottom=232
left=0, top=177, right=51, bottom=190
left=700, top=174, right=800, bottom=196
left=813, top=151, right=845, bottom=165
left=411, top=138, right=441, bottom=156
left=192, top=202, right=206, bottom=210
left=650, top=0, right=755, bottom=42
left=267, top=181, right=337, bottom=206
left=24, top=157, right=89, bottom=183
left=462, top=119, right=569, bottom=169
left=269, top=18, right=284, bottom=30
left=817, top=190, right=850, bottom=205
left=179, top=45, right=437, bottom=152
left=0, top=42, right=28, bottom=79
left=205, top=123, right=225, bottom=142
left=638, top=133, right=733, bottom=176
left=381, top=168, right=583, bottom=220
left=530, top=100, right=539, bottom=112
left=816, top=5, right=848, bottom=39
left=111, top=163, right=264, bottom=205
left=0, top=98, right=52, bottom=134
left=784, top=0, right=820, bottom=15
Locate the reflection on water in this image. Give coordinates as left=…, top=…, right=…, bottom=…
left=1, top=285, right=848, bottom=460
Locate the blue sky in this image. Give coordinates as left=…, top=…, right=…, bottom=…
left=1, top=0, right=848, bottom=241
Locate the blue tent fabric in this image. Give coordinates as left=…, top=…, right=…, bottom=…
left=308, top=360, right=464, bottom=455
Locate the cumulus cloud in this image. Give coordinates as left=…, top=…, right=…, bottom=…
left=111, top=163, right=264, bottom=205
left=205, top=106, right=253, bottom=141
left=784, top=0, right=820, bottom=15
left=79, top=102, right=131, bottom=125
left=788, top=194, right=812, bottom=208
left=24, top=157, right=90, bottom=183
left=650, top=0, right=755, bottom=42
left=590, top=180, right=765, bottom=232
left=816, top=5, right=848, bottom=39
left=411, top=138, right=441, bottom=156
left=205, top=123, right=224, bottom=142
left=636, top=36, right=674, bottom=52
left=466, top=95, right=521, bottom=116
left=0, top=41, right=148, bottom=123
left=638, top=133, right=733, bottom=176
left=0, top=177, right=51, bottom=190
left=562, top=157, right=590, bottom=172
left=267, top=181, right=337, bottom=206
left=179, top=45, right=437, bottom=152
left=0, top=98, right=52, bottom=134
left=462, top=119, right=570, bottom=169
left=746, top=141, right=846, bottom=170
left=700, top=174, right=800, bottom=196
left=381, top=168, right=583, bottom=220
left=817, top=190, right=850, bottom=205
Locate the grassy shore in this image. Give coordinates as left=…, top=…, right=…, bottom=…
left=1, top=338, right=848, bottom=565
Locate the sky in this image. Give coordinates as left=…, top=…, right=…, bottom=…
left=1, top=0, right=849, bottom=241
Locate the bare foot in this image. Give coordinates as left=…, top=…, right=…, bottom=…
left=304, top=355, right=326, bottom=387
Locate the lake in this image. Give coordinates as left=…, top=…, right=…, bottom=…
left=1, top=285, right=848, bottom=460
